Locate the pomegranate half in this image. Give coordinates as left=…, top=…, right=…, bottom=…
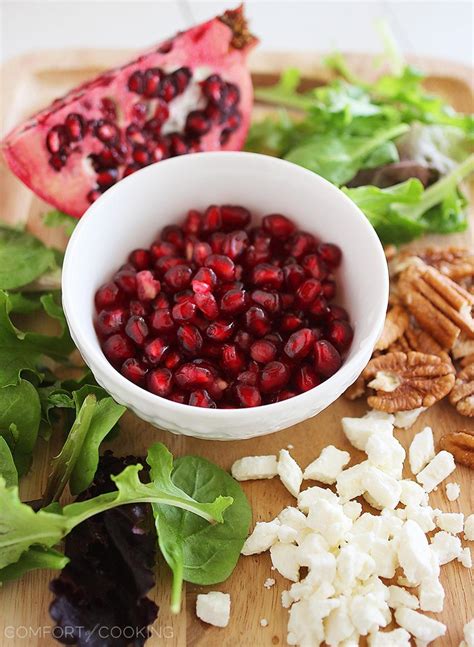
left=1, top=6, right=257, bottom=218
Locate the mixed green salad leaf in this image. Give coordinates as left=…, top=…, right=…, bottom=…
left=246, top=50, right=473, bottom=243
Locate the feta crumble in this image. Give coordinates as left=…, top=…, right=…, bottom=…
left=465, top=514, right=474, bottom=541
left=408, top=427, right=435, bottom=475
left=278, top=449, right=303, bottom=497
left=416, top=450, right=455, bottom=492
left=435, top=511, right=464, bottom=534
left=303, top=445, right=350, bottom=484
left=445, top=482, right=461, bottom=501
left=196, top=591, right=230, bottom=627
left=231, top=455, right=277, bottom=481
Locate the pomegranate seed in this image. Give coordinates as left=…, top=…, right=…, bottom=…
left=126, top=124, right=146, bottom=145
left=237, top=369, right=258, bottom=386
left=46, top=125, right=68, bottom=154
left=149, top=308, right=175, bottom=334
left=125, top=315, right=148, bottom=345
left=234, top=330, right=253, bottom=351
left=202, top=74, right=226, bottom=103
left=220, top=289, right=249, bottom=315
left=114, top=269, right=137, bottom=295
left=192, top=267, right=217, bottom=293
left=167, top=132, right=188, bottom=156
left=184, top=209, right=202, bottom=235
left=260, top=361, right=290, bottom=394
left=195, top=291, right=219, bottom=320
left=252, top=263, right=284, bottom=289
left=95, top=281, right=122, bottom=310
left=308, top=296, right=329, bottom=320
left=206, top=319, right=235, bottom=342
left=288, top=232, right=317, bottom=259
left=177, top=324, right=203, bottom=354
left=185, top=110, right=211, bottom=136
left=321, top=279, right=336, bottom=300
left=147, top=368, right=173, bottom=397
left=280, top=313, right=304, bottom=333
left=158, top=75, right=178, bottom=102
left=129, top=300, right=149, bottom=317
left=121, top=358, right=147, bottom=385
left=128, top=70, right=144, bottom=93
left=220, top=205, right=251, bottom=230
left=202, top=206, right=222, bottom=233
left=129, top=249, right=151, bottom=270
left=136, top=271, right=160, bottom=301
left=144, top=337, right=169, bottom=364
left=150, top=139, right=169, bottom=162
left=153, top=293, right=170, bottom=309
left=314, top=340, right=342, bottom=378
left=164, top=351, right=181, bottom=370
left=132, top=144, right=150, bottom=166
left=244, top=306, right=271, bottom=337
left=175, top=363, right=213, bottom=390
left=327, top=305, right=350, bottom=321
left=192, top=241, right=212, bottom=266
left=223, top=83, right=240, bottom=109
left=169, top=390, right=186, bottom=404
left=295, top=366, right=320, bottom=392
left=317, top=243, right=342, bottom=268
left=96, top=308, right=126, bottom=336
left=161, top=225, right=185, bottom=248
left=235, top=384, right=261, bottom=408
left=209, top=232, right=226, bottom=254
left=132, top=102, right=148, bottom=121
left=65, top=113, right=85, bottom=141
left=157, top=257, right=187, bottom=277
left=296, top=279, right=322, bottom=309
left=172, top=300, right=197, bottom=323
left=164, top=264, right=193, bottom=291
left=103, top=334, right=135, bottom=363
left=302, top=254, right=328, bottom=280
left=172, top=67, right=192, bottom=93
left=143, top=68, right=162, bottom=97
left=275, top=390, right=297, bottom=402
left=221, top=344, right=245, bottom=375
left=189, top=389, right=216, bottom=408
left=222, top=230, right=249, bottom=259
left=262, top=214, right=296, bottom=238
left=284, top=328, right=314, bottom=360
left=327, top=320, right=354, bottom=352
left=250, top=290, right=281, bottom=314
left=205, top=254, right=235, bottom=281
left=95, top=120, right=119, bottom=144
left=284, top=264, right=306, bottom=290
left=250, top=339, right=277, bottom=363
left=264, top=332, right=283, bottom=349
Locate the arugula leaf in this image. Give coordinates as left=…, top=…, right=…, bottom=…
left=0, top=546, right=68, bottom=582
left=152, top=455, right=251, bottom=613
left=285, top=124, right=408, bottom=186
left=22, top=293, right=75, bottom=361
left=0, top=227, right=57, bottom=290
left=0, top=379, right=41, bottom=476
left=43, top=210, right=77, bottom=236
left=0, top=436, right=18, bottom=487
left=7, top=293, right=43, bottom=314
left=0, top=444, right=233, bottom=582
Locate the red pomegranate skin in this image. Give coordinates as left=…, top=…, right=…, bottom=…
left=1, top=7, right=257, bottom=218
left=94, top=206, right=354, bottom=408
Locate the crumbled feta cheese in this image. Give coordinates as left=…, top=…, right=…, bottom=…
left=365, top=432, right=405, bottom=479
left=278, top=506, right=307, bottom=530
left=416, top=450, right=455, bottom=492
left=445, top=482, right=461, bottom=501
left=281, top=590, right=292, bottom=608
left=394, top=608, right=446, bottom=642
left=435, top=511, right=464, bottom=534
left=241, top=519, right=280, bottom=555
left=419, top=576, right=444, bottom=612
left=270, top=542, right=301, bottom=581
left=387, top=585, right=419, bottom=610
left=231, top=455, right=277, bottom=481
left=336, top=545, right=375, bottom=591
left=430, top=530, right=462, bottom=564
left=260, top=618, right=268, bottom=627
left=196, top=591, right=230, bottom=627
left=325, top=597, right=355, bottom=645
left=408, top=427, right=435, bottom=475
left=397, top=520, right=436, bottom=583
left=461, top=618, right=474, bottom=647
left=263, top=577, right=275, bottom=589
left=336, top=461, right=370, bottom=501
left=296, top=532, right=330, bottom=566
left=464, top=514, right=474, bottom=540
left=393, top=407, right=426, bottom=429
left=303, top=445, right=350, bottom=484
left=287, top=596, right=338, bottom=646
left=458, top=547, right=472, bottom=568
left=399, top=480, right=428, bottom=507
left=362, top=466, right=402, bottom=510
left=343, top=500, right=363, bottom=521
left=349, top=592, right=389, bottom=636
left=307, top=499, right=352, bottom=547
left=342, top=412, right=394, bottom=451
left=368, top=371, right=401, bottom=392
left=405, top=504, right=436, bottom=532
left=278, top=524, right=299, bottom=543
left=370, top=628, right=411, bottom=646
left=297, top=485, right=339, bottom=512
left=278, top=449, right=303, bottom=497
left=287, top=444, right=294, bottom=449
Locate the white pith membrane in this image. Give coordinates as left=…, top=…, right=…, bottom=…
left=231, top=411, right=473, bottom=646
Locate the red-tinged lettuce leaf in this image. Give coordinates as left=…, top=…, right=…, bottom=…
left=49, top=452, right=158, bottom=647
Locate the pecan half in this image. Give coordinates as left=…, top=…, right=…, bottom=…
left=460, top=354, right=474, bottom=368
left=418, top=247, right=474, bottom=283
left=362, top=351, right=455, bottom=412
left=390, top=325, right=450, bottom=361
left=439, top=430, right=474, bottom=469
left=449, top=363, right=474, bottom=417
left=452, top=334, right=474, bottom=360
left=398, top=262, right=474, bottom=349
left=375, top=305, right=409, bottom=351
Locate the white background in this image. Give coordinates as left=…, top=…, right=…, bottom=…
left=1, top=0, right=473, bottom=65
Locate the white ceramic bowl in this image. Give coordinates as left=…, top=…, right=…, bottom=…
left=62, top=152, right=388, bottom=440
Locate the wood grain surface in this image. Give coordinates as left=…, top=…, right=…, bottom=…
left=0, top=49, right=472, bottom=647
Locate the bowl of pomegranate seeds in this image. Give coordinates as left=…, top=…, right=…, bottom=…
left=62, top=152, right=388, bottom=439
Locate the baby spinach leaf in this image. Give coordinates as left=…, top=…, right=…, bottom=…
left=0, top=227, right=57, bottom=290
left=7, top=293, right=43, bottom=314
left=0, top=436, right=18, bottom=487
left=43, top=210, right=77, bottom=236
left=152, top=455, right=251, bottom=613
left=22, top=293, right=75, bottom=361
left=0, top=546, right=69, bottom=582
left=0, top=379, right=41, bottom=475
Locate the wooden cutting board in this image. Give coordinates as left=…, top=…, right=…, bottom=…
left=0, top=49, right=472, bottom=647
